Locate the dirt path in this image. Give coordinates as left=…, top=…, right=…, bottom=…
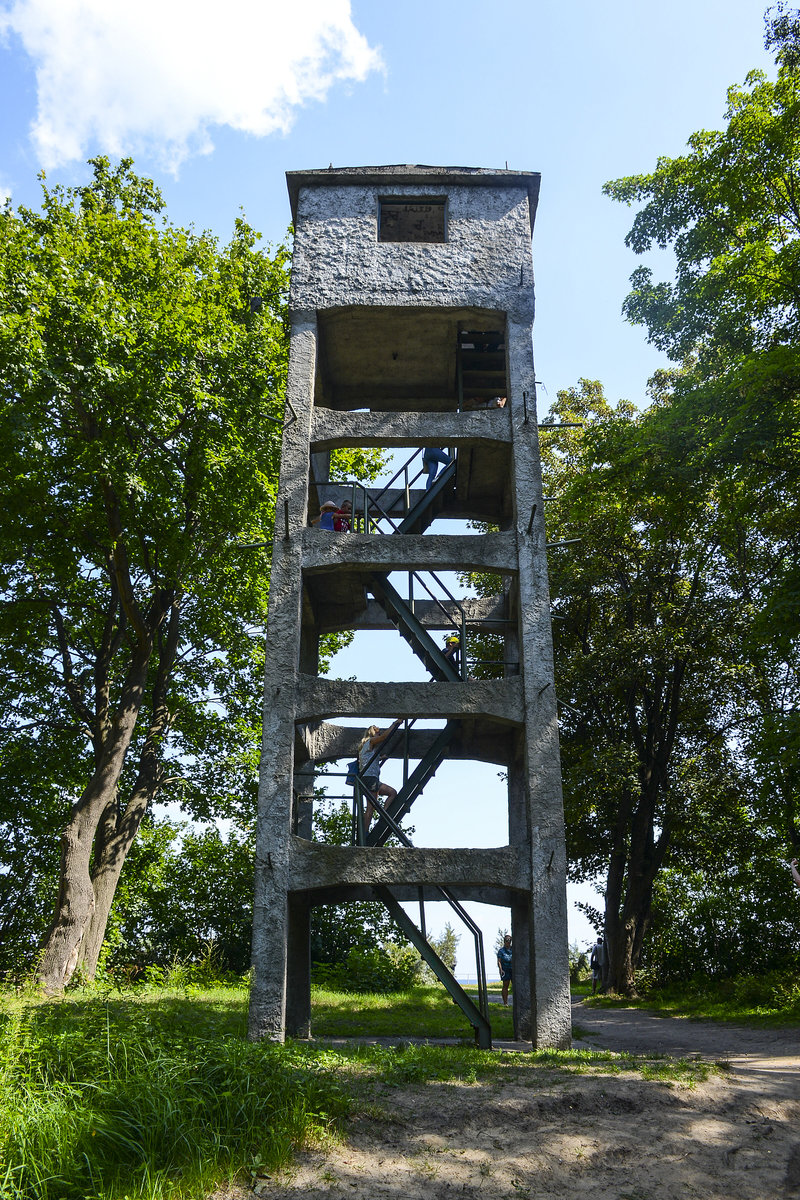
left=217, top=1002, right=800, bottom=1200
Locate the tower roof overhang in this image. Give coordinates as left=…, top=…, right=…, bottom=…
left=286, top=165, right=541, bottom=233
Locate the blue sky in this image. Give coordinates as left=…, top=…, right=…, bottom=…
left=0, top=0, right=778, bottom=973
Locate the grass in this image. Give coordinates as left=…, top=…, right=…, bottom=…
left=311, top=983, right=517, bottom=1039
left=0, top=981, right=716, bottom=1200
left=580, top=970, right=800, bottom=1027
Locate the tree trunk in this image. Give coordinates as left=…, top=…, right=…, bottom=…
left=77, top=779, right=154, bottom=977
left=37, top=655, right=152, bottom=992
left=37, top=788, right=113, bottom=991
left=77, top=599, right=181, bottom=978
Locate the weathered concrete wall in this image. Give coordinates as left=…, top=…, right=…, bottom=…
left=507, top=314, right=572, bottom=1048
left=289, top=180, right=535, bottom=317
left=294, top=675, right=524, bottom=724
left=301, top=530, right=517, bottom=576
left=311, top=408, right=512, bottom=449
left=249, top=316, right=316, bottom=1042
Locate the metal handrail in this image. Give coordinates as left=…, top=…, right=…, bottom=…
left=327, top=445, right=454, bottom=535
left=321, top=454, right=469, bottom=677
left=402, top=567, right=467, bottom=681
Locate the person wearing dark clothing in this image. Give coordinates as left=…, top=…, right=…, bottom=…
left=422, top=447, right=451, bottom=490
left=497, top=935, right=513, bottom=1006
left=590, top=937, right=607, bottom=994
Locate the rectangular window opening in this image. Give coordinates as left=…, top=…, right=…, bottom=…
left=378, top=197, right=446, bottom=243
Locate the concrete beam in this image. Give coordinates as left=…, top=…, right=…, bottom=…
left=350, top=595, right=508, bottom=631
left=301, top=530, right=517, bottom=576
left=289, top=839, right=530, bottom=892
left=295, top=719, right=517, bottom=766
left=294, top=675, right=524, bottom=724
left=295, top=885, right=519, bottom=906
left=311, top=408, right=511, bottom=450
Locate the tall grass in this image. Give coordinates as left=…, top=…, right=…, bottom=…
left=1, top=978, right=717, bottom=1200
left=0, top=989, right=349, bottom=1200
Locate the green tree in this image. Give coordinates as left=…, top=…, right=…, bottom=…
left=765, top=3, right=800, bottom=71
left=0, top=158, right=290, bottom=990
left=603, top=67, right=800, bottom=364
left=542, top=381, right=749, bottom=994
left=604, top=50, right=800, bottom=858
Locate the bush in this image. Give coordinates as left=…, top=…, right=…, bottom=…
left=569, top=942, right=590, bottom=986
left=312, top=944, right=421, bottom=993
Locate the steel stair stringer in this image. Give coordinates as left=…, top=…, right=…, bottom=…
left=396, top=458, right=457, bottom=534
left=372, top=884, right=492, bottom=1048
left=368, top=573, right=460, bottom=682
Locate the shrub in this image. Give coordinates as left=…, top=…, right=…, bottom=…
left=312, top=944, right=421, bottom=993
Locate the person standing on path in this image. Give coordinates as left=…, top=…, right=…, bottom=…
left=497, top=934, right=513, bottom=1006
left=590, top=937, right=607, bottom=994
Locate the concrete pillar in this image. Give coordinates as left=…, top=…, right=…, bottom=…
left=248, top=317, right=316, bottom=1042
left=507, top=314, right=571, bottom=1048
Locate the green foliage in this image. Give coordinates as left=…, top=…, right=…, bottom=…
left=541, top=379, right=750, bottom=991
left=605, top=57, right=800, bottom=860
left=312, top=944, right=421, bottom=994
left=0, top=983, right=716, bottom=1200
left=604, top=67, right=800, bottom=364
left=0, top=990, right=349, bottom=1200
left=105, top=822, right=255, bottom=975
left=643, top=844, right=800, bottom=984
left=765, top=2, right=800, bottom=69
left=428, top=922, right=459, bottom=972
left=588, top=969, right=800, bottom=1026
left=0, top=157, right=292, bottom=979
left=569, top=943, right=590, bottom=985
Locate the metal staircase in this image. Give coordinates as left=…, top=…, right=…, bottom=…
left=352, top=761, right=491, bottom=1048
left=367, top=574, right=461, bottom=682
left=344, top=444, right=492, bottom=1045
left=396, top=457, right=457, bottom=534
left=374, top=885, right=491, bottom=1048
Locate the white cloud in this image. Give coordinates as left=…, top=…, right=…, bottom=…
left=0, top=0, right=382, bottom=171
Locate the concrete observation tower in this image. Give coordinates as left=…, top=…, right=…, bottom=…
left=248, top=166, right=571, bottom=1049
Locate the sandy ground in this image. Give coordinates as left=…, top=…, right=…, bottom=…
left=215, top=999, right=800, bottom=1200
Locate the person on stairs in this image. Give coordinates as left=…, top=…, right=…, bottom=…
left=422, top=447, right=451, bottom=490
left=357, top=721, right=401, bottom=827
